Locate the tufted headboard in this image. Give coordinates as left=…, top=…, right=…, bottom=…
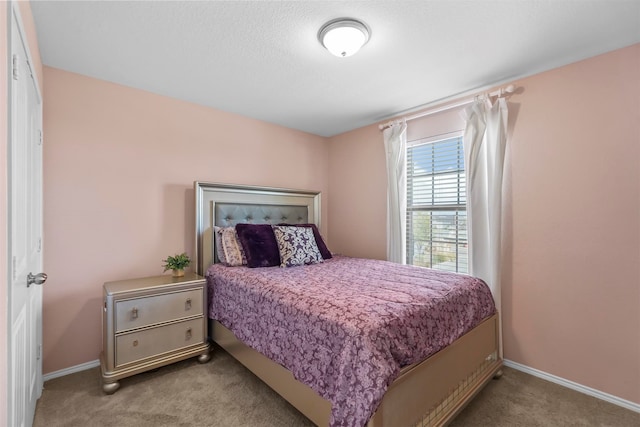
left=194, top=182, right=321, bottom=275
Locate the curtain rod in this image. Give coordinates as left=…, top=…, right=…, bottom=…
left=378, top=84, right=516, bottom=131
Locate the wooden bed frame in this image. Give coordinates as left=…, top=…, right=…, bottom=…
left=195, top=182, right=502, bottom=426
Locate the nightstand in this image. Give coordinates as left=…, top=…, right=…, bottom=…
left=100, top=273, right=211, bottom=394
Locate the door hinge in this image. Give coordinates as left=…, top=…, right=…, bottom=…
left=12, top=54, right=18, bottom=80
left=38, top=130, right=43, bottom=146
left=37, top=344, right=41, bottom=361
left=38, top=237, right=42, bottom=253
left=12, top=256, right=17, bottom=281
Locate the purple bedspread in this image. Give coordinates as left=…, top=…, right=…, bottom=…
left=206, top=256, right=495, bottom=427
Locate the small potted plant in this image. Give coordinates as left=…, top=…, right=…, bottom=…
left=162, top=252, right=191, bottom=277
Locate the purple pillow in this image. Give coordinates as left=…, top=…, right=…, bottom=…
left=278, top=223, right=332, bottom=259
left=235, top=224, right=281, bottom=268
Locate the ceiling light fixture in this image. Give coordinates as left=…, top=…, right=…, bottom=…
left=318, top=18, right=370, bottom=58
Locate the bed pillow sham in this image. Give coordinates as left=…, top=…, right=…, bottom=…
left=272, top=225, right=324, bottom=268
left=213, top=226, right=227, bottom=264
left=215, top=226, right=246, bottom=267
left=277, top=223, right=332, bottom=259
left=235, top=223, right=281, bottom=268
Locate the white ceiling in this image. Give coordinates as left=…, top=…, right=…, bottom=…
left=31, top=1, right=640, bottom=137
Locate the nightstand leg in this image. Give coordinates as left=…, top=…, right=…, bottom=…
left=102, top=380, right=120, bottom=394
left=197, top=351, right=211, bottom=363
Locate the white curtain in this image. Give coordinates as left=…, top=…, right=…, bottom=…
left=383, top=120, right=408, bottom=263
left=462, top=97, right=508, bottom=355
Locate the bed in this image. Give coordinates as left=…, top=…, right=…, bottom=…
left=194, top=182, right=502, bottom=427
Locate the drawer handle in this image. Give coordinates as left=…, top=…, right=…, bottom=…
left=131, top=307, right=138, bottom=320
left=185, top=328, right=192, bottom=340
left=133, top=340, right=139, bottom=347
left=185, top=298, right=192, bottom=311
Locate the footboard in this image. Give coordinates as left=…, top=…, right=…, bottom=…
left=367, top=314, right=502, bottom=426
left=211, top=313, right=501, bottom=427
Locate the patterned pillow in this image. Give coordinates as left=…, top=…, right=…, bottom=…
left=277, top=223, right=332, bottom=259
left=215, top=226, right=246, bottom=267
left=272, top=225, right=323, bottom=268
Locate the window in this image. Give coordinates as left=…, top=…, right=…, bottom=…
left=406, top=132, right=468, bottom=273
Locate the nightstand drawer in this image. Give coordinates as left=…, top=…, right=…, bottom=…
left=115, top=318, right=204, bottom=367
left=115, top=288, right=203, bottom=332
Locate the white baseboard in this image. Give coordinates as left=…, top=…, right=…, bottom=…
left=503, top=359, right=640, bottom=413
left=43, top=359, right=100, bottom=382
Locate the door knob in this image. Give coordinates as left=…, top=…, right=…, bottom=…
left=27, top=272, right=47, bottom=287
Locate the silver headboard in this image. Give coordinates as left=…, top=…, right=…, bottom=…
left=194, top=182, right=321, bottom=276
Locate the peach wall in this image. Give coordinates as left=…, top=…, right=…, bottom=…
left=42, top=67, right=329, bottom=373
left=328, top=44, right=640, bottom=404
left=502, top=43, right=639, bottom=405
left=327, top=124, right=386, bottom=260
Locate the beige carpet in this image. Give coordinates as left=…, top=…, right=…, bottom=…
left=34, top=348, right=639, bottom=427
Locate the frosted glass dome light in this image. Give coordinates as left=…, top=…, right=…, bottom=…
left=318, top=19, right=370, bottom=58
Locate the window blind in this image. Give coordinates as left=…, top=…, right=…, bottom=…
left=406, top=132, right=468, bottom=273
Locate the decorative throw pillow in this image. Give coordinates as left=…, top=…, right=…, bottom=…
left=216, top=226, right=246, bottom=267
left=213, top=226, right=227, bottom=264
left=273, top=225, right=324, bottom=268
left=235, top=224, right=281, bottom=268
left=277, top=223, right=332, bottom=259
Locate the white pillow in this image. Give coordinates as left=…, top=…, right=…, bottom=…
left=215, top=226, right=246, bottom=266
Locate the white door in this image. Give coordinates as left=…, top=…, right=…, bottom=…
left=8, top=5, right=45, bottom=427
